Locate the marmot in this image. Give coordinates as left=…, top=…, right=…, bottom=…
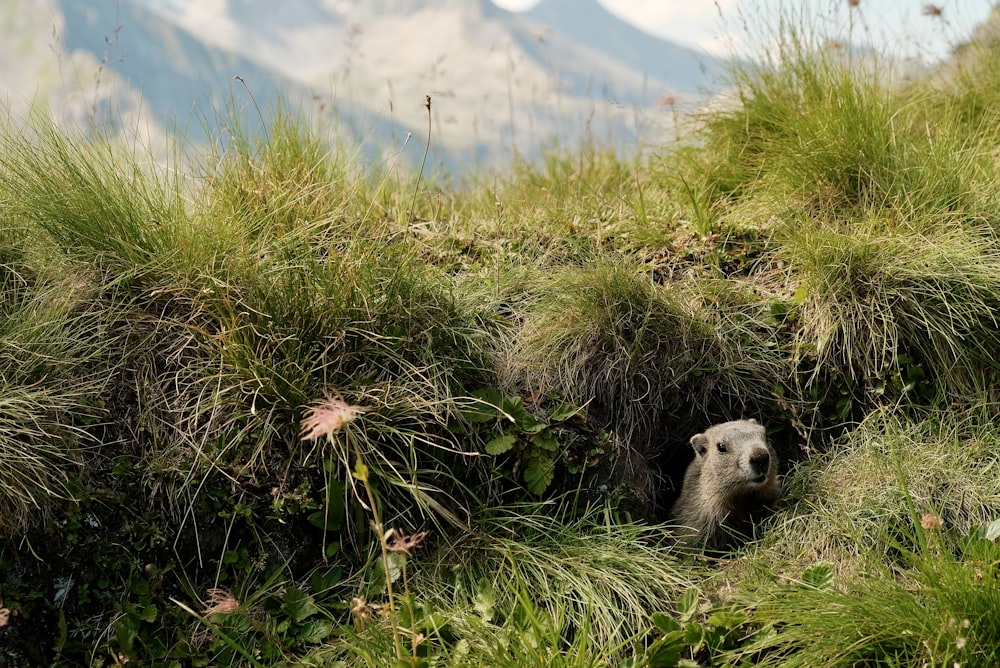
left=670, top=419, right=780, bottom=551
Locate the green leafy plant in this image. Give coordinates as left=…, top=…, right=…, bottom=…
left=640, top=587, right=761, bottom=668
left=462, top=388, right=588, bottom=495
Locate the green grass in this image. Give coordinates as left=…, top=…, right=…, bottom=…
left=311, top=508, right=700, bottom=667
left=503, top=258, right=786, bottom=448
left=677, top=15, right=996, bottom=221
left=721, top=408, right=1000, bottom=667
left=783, top=215, right=1000, bottom=398
left=0, top=225, right=124, bottom=536
left=738, top=533, right=1000, bottom=668
left=0, top=114, right=183, bottom=276
left=745, top=407, right=1000, bottom=575
left=5, top=8, right=1000, bottom=666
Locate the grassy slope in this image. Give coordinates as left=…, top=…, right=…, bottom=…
left=3, top=13, right=1000, bottom=668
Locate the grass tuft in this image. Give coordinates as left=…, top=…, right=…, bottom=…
left=744, top=534, right=1000, bottom=668
left=784, top=216, right=1000, bottom=397
left=320, top=507, right=701, bottom=667
left=0, top=114, right=183, bottom=275
left=503, top=259, right=785, bottom=449
left=747, top=405, right=1000, bottom=576
left=0, top=232, right=122, bottom=535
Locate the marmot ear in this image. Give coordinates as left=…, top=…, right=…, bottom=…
left=747, top=418, right=758, bottom=425
left=690, top=433, right=708, bottom=456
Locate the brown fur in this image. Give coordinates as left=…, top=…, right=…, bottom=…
left=670, top=419, right=781, bottom=551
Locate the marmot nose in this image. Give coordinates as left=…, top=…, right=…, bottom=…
left=749, top=449, right=770, bottom=474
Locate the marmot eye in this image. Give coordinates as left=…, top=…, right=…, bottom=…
left=716, top=442, right=728, bottom=453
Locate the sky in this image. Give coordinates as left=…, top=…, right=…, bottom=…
left=491, top=0, right=996, bottom=63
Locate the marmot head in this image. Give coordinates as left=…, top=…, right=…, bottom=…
left=689, top=419, right=777, bottom=497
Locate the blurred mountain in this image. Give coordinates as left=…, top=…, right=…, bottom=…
left=0, top=0, right=734, bottom=170
left=524, top=0, right=729, bottom=95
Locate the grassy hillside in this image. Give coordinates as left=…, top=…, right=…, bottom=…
left=4, top=13, right=1000, bottom=667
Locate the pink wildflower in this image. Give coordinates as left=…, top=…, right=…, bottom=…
left=385, top=528, right=430, bottom=555
left=203, top=588, right=240, bottom=615
left=301, top=394, right=367, bottom=441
